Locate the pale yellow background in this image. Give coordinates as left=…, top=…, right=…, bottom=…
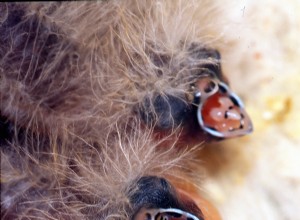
left=203, top=1, right=300, bottom=219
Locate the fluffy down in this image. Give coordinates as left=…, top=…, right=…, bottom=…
left=0, top=1, right=224, bottom=219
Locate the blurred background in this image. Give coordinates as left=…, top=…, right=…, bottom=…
left=197, top=1, right=300, bottom=219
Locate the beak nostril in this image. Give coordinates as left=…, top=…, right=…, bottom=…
left=204, top=81, right=217, bottom=94
left=196, top=77, right=219, bottom=99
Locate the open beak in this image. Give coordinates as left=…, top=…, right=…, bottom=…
left=195, top=77, right=253, bottom=139
left=133, top=207, right=202, bottom=220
